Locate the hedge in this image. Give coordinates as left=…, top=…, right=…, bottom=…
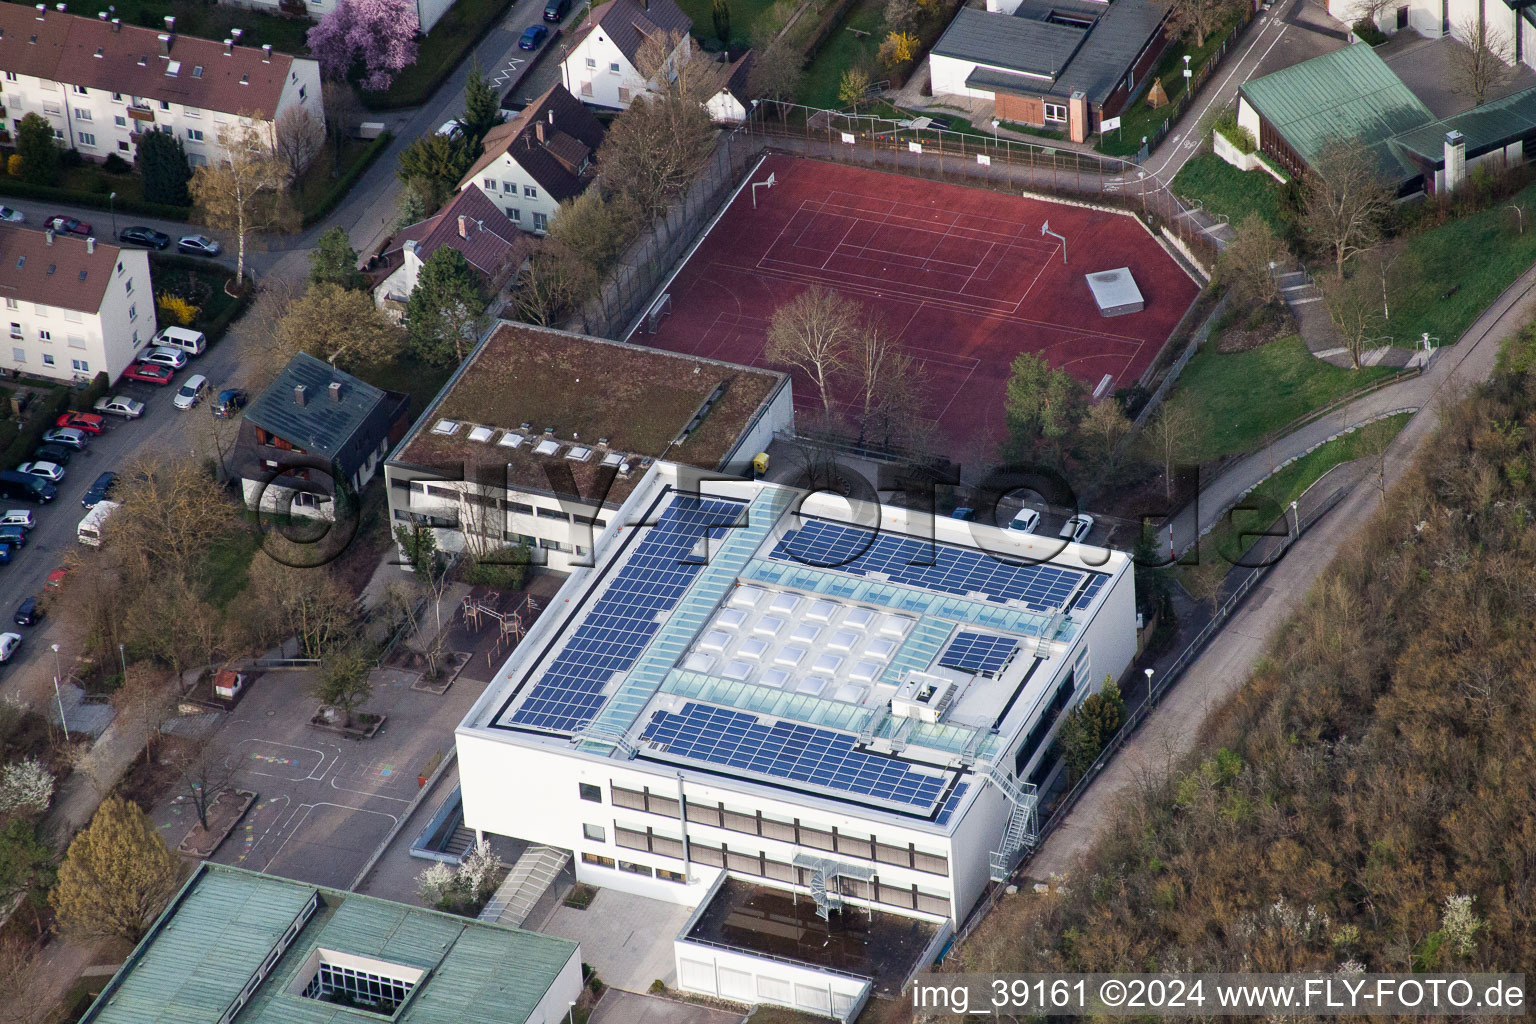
left=1, top=388, right=70, bottom=470
left=300, top=132, right=395, bottom=228
left=71, top=371, right=110, bottom=414
left=0, top=177, right=191, bottom=221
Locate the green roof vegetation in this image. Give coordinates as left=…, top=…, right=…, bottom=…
left=83, top=863, right=578, bottom=1024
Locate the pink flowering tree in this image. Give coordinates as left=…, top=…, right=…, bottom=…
left=306, top=0, right=420, bottom=91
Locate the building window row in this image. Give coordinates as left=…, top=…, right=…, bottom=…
left=610, top=783, right=680, bottom=818
left=683, top=799, right=950, bottom=875
left=687, top=841, right=949, bottom=914
left=613, top=824, right=684, bottom=860
left=580, top=852, right=685, bottom=883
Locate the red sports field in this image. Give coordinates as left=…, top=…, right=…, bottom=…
left=633, top=154, right=1200, bottom=447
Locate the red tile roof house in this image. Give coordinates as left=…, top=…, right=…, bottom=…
left=456, top=84, right=605, bottom=235
left=371, top=188, right=525, bottom=319
left=0, top=5, right=323, bottom=167
left=0, top=223, right=156, bottom=384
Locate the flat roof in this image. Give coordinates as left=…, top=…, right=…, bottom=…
left=82, top=863, right=578, bottom=1024
left=462, top=464, right=1130, bottom=831
left=390, top=322, right=787, bottom=507
left=1085, top=268, right=1143, bottom=309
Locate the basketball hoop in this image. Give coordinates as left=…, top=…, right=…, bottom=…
left=1041, top=220, right=1067, bottom=264
left=751, top=172, right=777, bottom=209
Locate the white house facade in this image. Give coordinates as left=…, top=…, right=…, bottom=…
left=0, top=225, right=155, bottom=384
left=1331, top=0, right=1535, bottom=66
left=560, top=0, right=693, bottom=109
left=0, top=6, right=322, bottom=167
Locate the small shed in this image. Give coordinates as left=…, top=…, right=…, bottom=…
left=1085, top=268, right=1144, bottom=317
left=213, top=670, right=245, bottom=700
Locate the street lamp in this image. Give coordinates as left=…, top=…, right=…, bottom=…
left=50, top=643, right=69, bottom=742
left=567, top=1000, right=577, bottom=1024
left=108, top=191, right=118, bottom=241
left=1143, top=666, right=1154, bottom=697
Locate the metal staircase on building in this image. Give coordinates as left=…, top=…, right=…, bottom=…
left=792, top=854, right=877, bottom=921
left=1033, top=610, right=1066, bottom=658
left=985, top=763, right=1039, bottom=882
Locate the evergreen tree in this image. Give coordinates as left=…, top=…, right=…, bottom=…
left=461, top=63, right=504, bottom=146
left=135, top=130, right=194, bottom=207
left=405, top=248, right=486, bottom=367
left=14, top=114, right=59, bottom=187
left=396, top=132, right=475, bottom=210
left=309, top=226, right=367, bottom=289
left=712, top=0, right=731, bottom=45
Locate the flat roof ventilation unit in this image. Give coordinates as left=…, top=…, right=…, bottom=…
left=467, top=426, right=494, bottom=443
left=890, top=671, right=957, bottom=724
left=566, top=446, right=592, bottom=462
left=498, top=432, right=525, bottom=448
left=534, top=439, right=561, bottom=456
left=431, top=419, right=460, bottom=435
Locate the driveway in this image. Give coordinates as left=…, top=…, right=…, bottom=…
left=591, top=991, right=744, bottom=1024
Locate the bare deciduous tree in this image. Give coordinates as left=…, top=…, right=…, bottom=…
left=1303, top=138, right=1393, bottom=278
left=1217, top=213, right=1285, bottom=308
left=171, top=742, right=239, bottom=832
left=190, top=120, right=294, bottom=284
left=1158, top=0, right=1243, bottom=49
left=847, top=315, right=929, bottom=448
left=322, top=81, right=364, bottom=164
left=274, top=105, right=325, bottom=181
left=765, top=286, right=860, bottom=416
left=748, top=39, right=804, bottom=118
left=1321, top=270, right=1386, bottom=370
left=1451, top=16, right=1511, bottom=106
left=1144, top=400, right=1202, bottom=500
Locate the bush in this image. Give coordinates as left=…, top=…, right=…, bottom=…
left=461, top=544, right=531, bottom=590
left=1, top=389, right=68, bottom=469
left=156, top=295, right=199, bottom=327
left=0, top=177, right=189, bottom=219
left=1213, top=112, right=1256, bottom=154
left=103, top=154, right=132, bottom=175
left=72, top=372, right=110, bottom=414
left=1352, top=17, right=1388, bottom=43
left=4, top=154, right=20, bottom=177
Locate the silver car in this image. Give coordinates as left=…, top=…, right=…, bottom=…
left=141, top=346, right=189, bottom=371
left=16, top=461, right=65, bottom=483
left=94, top=395, right=146, bottom=419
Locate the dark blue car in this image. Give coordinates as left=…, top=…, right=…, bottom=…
left=0, top=526, right=25, bottom=549
left=82, top=471, right=118, bottom=509
left=519, top=24, right=548, bottom=48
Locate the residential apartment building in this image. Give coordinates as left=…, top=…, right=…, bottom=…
left=384, top=321, right=792, bottom=572
left=559, top=0, right=692, bottom=109
left=229, top=0, right=457, bottom=35
left=0, top=223, right=154, bottom=384
left=457, top=84, right=604, bottom=233
left=0, top=5, right=322, bottom=166
left=451, top=463, right=1138, bottom=1017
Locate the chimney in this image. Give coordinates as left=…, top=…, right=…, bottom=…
left=34, top=4, right=44, bottom=19
left=223, top=37, right=233, bottom=54
left=86, top=237, right=95, bottom=254
left=548, top=109, right=555, bottom=125
left=157, top=32, right=171, bottom=55
left=111, top=17, right=119, bottom=31
left=163, top=14, right=174, bottom=31
left=328, top=381, right=343, bottom=402
left=293, top=384, right=307, bottom=407
left=1443, top=130, right=1467, bottom=193
left=44, top=229, right=54, bottom=246
left=535, top=121, right=547, bottom=143
left=262, top=43, right=272, bottom=61
left=97, top=10, right=106, bottom=19
left=230, top=27, right=243, bottom=43
left=457, top=214, right=468, bottom=239
left=54, top=2, right=64, bottom=11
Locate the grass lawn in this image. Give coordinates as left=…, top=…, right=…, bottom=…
left=1188, top=412, right=1410, bottom=582
left=796, top=0, right=882, bottom=108
left=58, top=164, right=148, bottom=207
left=3, top=0, right=315, bottom=54
left=292, top=137, right=391, bottom=222
left=202, top=527, right=263, bottom=609
left=674, top=0, right=777, bottom=47
left=1096, top=19, right=1244, bottom=158
left=1171, top=334, right=1400, bottom=461
left=353, top=354, right=455, bottom=423
left=1385, top=182, right=1536, bottom=346
left=365, top=0, right=516, bottom=109
left=1170, top=151, right=1285, bottom=231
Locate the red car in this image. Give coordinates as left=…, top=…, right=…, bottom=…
left=45, top=566, right=71, bottom=590
left=46, top=215, right=92, bottom=236
left=55, top=411, right=106, bottom=435
left=122, top=363, right=174, bottom=385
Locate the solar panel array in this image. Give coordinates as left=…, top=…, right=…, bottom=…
left=642, top=701, right=950, bottom=809
left=935, top=782, right=969, bottom=827
left=1072, top=573, right=1107, bottom=611
left=508, top=497, right=746, bottom=734
left=771, top=520, right=1082, bottom=612
left=938, top=631, right=1019, bottom=676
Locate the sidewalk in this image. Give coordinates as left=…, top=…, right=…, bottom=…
left=1024, top=236, right=1531, bottom=883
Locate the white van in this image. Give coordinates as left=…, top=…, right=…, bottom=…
left=77, top=500, right=120, bottom=547
left=153, top=326, right=207, bottom=357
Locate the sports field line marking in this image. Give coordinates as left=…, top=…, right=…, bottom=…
left=796, top=196, right=1043, bottom=250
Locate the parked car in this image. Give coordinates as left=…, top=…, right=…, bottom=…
left=153, top=326, right=206, bottom=357
left=41, top=427, right=89, bottom=449
left=0, top=206, right=23, bottom=224
left=173, top=374, right=210, bottom=410
left=543, top=0, right=569, bottom=20
left=177, top=234, right=221, bottom=256
left=435, top=119, right=465, bottom=137
left=140, top=346, right=188, bottom=371
left=0, top=633, right=19, bottom=662
left=950, top=507, right=977, bottom=521
left=1008, top=507, right=1041, bottom=533
left=0, top=511, right=35, bottom=531
left=56, top=411, right=106, bottom=435
left=1058, top=513, right=1095, bottom=543
left=46, top=215, right=91, bottom=236
left=17, top=461, right=65, bottom=484
left=45, top=566, right=71, bottom=590
left=212, top=388, right=248, bottom=418
left=81, top=471, right=118, bottom=509
left=0, top=546, right=11, bottom=565
left=94, top=395, right=145, bottom=419
left=519, top=24, right=549, bottom=48
left=0, top=526, right=26, bottom=548
left=122, top=363, right=174, bottom=386
left=118, top=225, right=171, bottom=249
left=0, top=471, right=56, bottom=504
left=12, top=598, right=42, bottom=628
left=31, top=443, right=73, bottom=466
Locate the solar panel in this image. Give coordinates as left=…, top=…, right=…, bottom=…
left=770, top=520, right=1083, bottom=612
left=935, top=782, right=968, bottom=826
left=508, top=496, right=746, bottom=734
left=938, top=631, right=1018, bottom=676
left=1072, top=574, right=1107, bottom=611
left=642, top=702, right=950, bottom=809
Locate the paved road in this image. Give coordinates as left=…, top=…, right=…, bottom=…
left=1024, top=253, right=1536, bottom=883
left=0, top=202, right=238, bottom=272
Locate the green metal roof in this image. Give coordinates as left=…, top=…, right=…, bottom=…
left=1240, top=43, right=1432, bottom=167
left=1389, top=86, right=1536, bottom=162
left=82, top=864, right=579, bottom=1024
